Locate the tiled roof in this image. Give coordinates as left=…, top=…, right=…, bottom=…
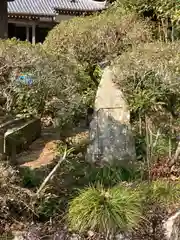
left=8, top=0, right=106, bottom=17
left=54, top=0, right=106, bottom=12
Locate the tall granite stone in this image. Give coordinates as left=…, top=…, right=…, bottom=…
left=86, top=67, right=136, bottom=166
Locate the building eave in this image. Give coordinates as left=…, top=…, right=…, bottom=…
left=54, top=8, right=102, bottom=16
left=8, top=13, right=56, bottom=21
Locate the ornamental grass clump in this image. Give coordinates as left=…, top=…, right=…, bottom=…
left=145, top=180, right=180, bottom=205
left=68, top=184, right=142, bottom=235
left=137, top=180, right=180, bottom=209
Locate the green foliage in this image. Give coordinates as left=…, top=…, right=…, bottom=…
left=113, top=41, right=180, bottom=161
left=0, top=39, right=91, bottom=129
left=67, top=178, right=177, bottom=235
left=20, top=167, right=42, bottom=188
left=134, top=134, right=147, bottom=160
left=44, top=12, right=152, bottom=67
left=12, top=81, right=46, bottom=117
left=150, top=180, right=180, bottom=204
left=115, top=0, right=179, bottom=21
left=68, top=184, right=142, bottom=234
left=36, top=194, right=62, bottom=219
left=43, top=7, right=153, bottom=125
left=153, top=135, right=173, bottom=156
left=52, top=152, right=143, bottom=194
left=140, top=180, right=180, bottom=205
left=86, top=165, right=142, bottom=187
left=115, top=0, right=180, bottom=40
left=1, top=2, right=180, bottom=234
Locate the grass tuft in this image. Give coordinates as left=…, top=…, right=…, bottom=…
left=68, top=184, right=142, bottom=234
left=140, top=180, right=180, bottom=205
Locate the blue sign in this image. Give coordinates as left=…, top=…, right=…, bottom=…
left=17, top=73, right=34, bottom=86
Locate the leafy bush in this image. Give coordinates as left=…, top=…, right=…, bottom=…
left=68, top=184, right=142, bottom=234
left=114, top=0, right=179, bottom=19
left=0, top=39, right=90, bottom=129
left=114, top=0, right=180, bottom=41
left=43, top=8, right=153, bottom=129
left=44, top=12, right=152, bottom=67
left=44, top=9, right=152, bottom=93
left=112, top=41, right=180, bottom=162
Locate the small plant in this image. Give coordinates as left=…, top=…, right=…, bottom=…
left=150, top=180, right=180, bottom=204
left=153, top=135, right=175, bottom=157
left=68, top=184, right=142, bottom=236
left=20, top=168, right=42, bottom=188
left=134, top=134, right=146, bottom=161
left=140, top=180, right=180, bottom=205
left=36, top=194, right=62, bottom=219
left=86, top=165, right=142, bottom=187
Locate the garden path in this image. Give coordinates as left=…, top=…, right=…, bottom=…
left=16, top=127, right=59, bottom=169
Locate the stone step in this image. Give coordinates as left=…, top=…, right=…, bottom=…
left=0, top=117, right=41, bottom=163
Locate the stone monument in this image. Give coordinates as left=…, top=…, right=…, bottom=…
left=86, top=67, right=136, bottom=166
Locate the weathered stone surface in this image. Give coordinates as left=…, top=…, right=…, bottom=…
left=4, top=118, right=41, bottom=156
left=0, top=117, right=23, bottom=156
left=115, top=233, right=131, bottom=240
left=164, top=210, right=180, bottom=240
left=86, top=67, right=136, bottom=166
left=0, top=117, right=41, bottom=163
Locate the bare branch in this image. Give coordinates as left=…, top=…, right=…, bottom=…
left=36, top=147, right=74, bottom=197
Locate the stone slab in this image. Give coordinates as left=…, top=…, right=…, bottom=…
left=4, top=118, right=41, bottom=156
left=0, top=117, right=24, bottom=155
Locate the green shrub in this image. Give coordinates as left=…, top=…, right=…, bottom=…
left=68, top=184, right=142, bottom=234
left=20, top=167, right=42, bottom=188
left=114, top=0, right=180, bottom=41
left=44, top=12, right=152, bottom=67
left=0, top=39, right=89, bottom=129
left=44, top=9, right=152, bottom=92
left=113, top=42, right=180, bottom=112
left=43, top=5, right=152, bottom=125
left=112, top=41, right=180, bottom=162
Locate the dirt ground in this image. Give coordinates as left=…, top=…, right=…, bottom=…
left=16, top=127, right=60, bottom=169
left=16, top=124, right=88, bottom=169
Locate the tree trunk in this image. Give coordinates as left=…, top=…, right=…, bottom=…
left=0, top=0, right=8, bottom=39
